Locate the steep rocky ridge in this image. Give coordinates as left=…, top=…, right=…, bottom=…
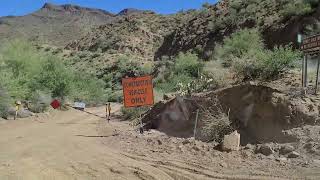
left=155, top=0, right=320, bottom=60
left=0, top=3, right=115, bottom=46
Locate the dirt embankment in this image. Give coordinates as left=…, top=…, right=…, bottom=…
left=142, top=83, right=320, bottom=145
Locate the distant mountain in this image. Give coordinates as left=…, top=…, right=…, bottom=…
left=0, top=3, right=115, bottom=46
left=117, top=8, right=154, bottom=16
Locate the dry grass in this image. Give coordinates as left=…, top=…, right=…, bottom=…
left=197, top=96, right=234, bottom=142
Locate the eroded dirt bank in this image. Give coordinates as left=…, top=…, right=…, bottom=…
left=139, top=83, right=320, bottom=172
left=142, top=84, right=320, bottom=144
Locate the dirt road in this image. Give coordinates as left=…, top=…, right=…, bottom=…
left=0, top=106, right=156, bottom=180
left=0, top=105, right=317, bottom=180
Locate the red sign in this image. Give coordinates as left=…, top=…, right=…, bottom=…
left=122, top=76, right=154, bottom=108
left=50, top=99, right=60, bottom=109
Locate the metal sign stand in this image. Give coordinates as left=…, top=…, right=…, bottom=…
left=193, top=109, right=199, bottom=140
left=302, top=54, right=320, bottom=95
left=315, top=57, right=320, bottom=94
left=304, top=55, right=308, bottom=88
left=139, top=106, right=144, bottom=134
left=302, top=55, right=305, bottom=87
left=300, top=33, right=320, bottom=95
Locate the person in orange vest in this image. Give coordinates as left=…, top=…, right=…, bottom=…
left=106, top=103, right=111, bottom=123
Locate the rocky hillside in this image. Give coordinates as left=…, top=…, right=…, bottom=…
left=156, top=0, right=320, bottom=60
left=0, top=3, right=115, bottom=46
left=65, top=11, right=192, bottom=62
left=1, top=0, right=320, bottom=67
left=61, top=0, right=320, bottom=63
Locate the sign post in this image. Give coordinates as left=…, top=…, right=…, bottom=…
left=193, top=109, right=199, bottom=141
left=304, top=55, right=308, bottom=88
left=316, top=57, right=320, bottom=94
left=122, top=75, right=154, bottom=133
left=301, top=34, right=320, bottom=94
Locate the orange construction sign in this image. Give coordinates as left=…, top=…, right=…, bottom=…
left=122, top=75, right=154, bottom=108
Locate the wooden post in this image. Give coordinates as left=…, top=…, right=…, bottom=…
left=193, top=109, right=200, bottom=140
left=304, top=55, right=308, bottom=87
left=315, top=57, right=320, bottom=95
left=139, top=107, right=144, bottom=134
left=302, top=55, right=305, bottom=87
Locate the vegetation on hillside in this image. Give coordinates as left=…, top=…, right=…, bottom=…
left=214, top=29, right=301, bottom=80
left=156, top=0, right=319, bottom=60
left=155, top=52, right=203, bottom=93
left=0, top=88, right=10, bottom=118
left=97, top=56, right=153, bottom=102
left=0, top=40, right=107, bottom=118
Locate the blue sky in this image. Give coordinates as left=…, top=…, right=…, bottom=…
left=0, top=0, right=218, bottom=17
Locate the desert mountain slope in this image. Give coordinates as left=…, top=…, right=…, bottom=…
left=156, top=0, right=320, bottom=60
left=0, top=3, right=115, bottom=46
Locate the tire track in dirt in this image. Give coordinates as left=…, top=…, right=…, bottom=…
left=100, top=119, right=292, bottom=180
left=0, top=106, right=299, bottom=179
left=129, top=166, right=157, bottom=180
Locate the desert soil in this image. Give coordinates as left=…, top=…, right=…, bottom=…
left=0, top=104, right=319, bottom=180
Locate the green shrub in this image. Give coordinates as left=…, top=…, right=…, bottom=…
left=103, top=56, right=147, bottom=85
left=176, top=73, right=219, bottom=96
left=98, top=56, right=153, bottom=103
left=260, top=46, right=301, bottom=79
left=28, top=90, right=52, bottom=113
left=141, top=62, right=154, bottom=74
left=215, top=29, right=301, bottom=80
left=156, top=73, right=194, bottom=93
left=70, top=73, right=106, bottom=104
left=31, top=55, right=73, bottom=98
left=232, top=54, right=263, bottom=80
left=230, top=0, right=243, bottom=10
left=280, top=1, right=313, bottom=17
left=232, top=45, right=301, bottom=80
left=174, top=52, right=203, bottom=77
left=106, top=89, right=123, bottom=102
left=0, top=40, right=107, bottom=106
left=0, top=40, right=42, bottom=99
left=0, top=87, right=11, bottom=119
left=155, top=52, right=204, bottom=93
left=214, top=29, right=264, bottom=67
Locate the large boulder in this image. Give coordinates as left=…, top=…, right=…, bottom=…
left=18, top=109, right=34, bottom=118
left=256, top=144, right=274, bottom=156
left=222, top=131, right=240, bottom=152
left=279, top=144, right=295, bottom=155
left=288, top=151, right=300, bottom=158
